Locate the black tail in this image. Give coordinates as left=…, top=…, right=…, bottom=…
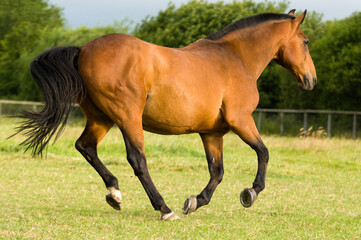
left=13, top=46, right=86, bottom=156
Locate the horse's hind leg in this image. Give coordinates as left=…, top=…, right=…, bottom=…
left=183, top=133, right=224, bottom=214
left=119, top=119, right=179, bottom=220
left=75, top=102, right=121, bottom=210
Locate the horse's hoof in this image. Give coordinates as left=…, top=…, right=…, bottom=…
left=240, top=188, right=257, bottom=208
left=160, top=211, right=180, bottom=221
left=106, top=189, right=122, bottom=211
left=183, top=195, right=197, bottom=214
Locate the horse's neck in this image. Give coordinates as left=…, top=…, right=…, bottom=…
left=221, top=23, right=286, bottom=80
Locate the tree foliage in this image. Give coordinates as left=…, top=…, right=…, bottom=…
left=311, top=12, right=361, bottom=110
left=0, top=0, right=64, bottom=98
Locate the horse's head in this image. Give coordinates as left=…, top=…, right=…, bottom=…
left=274, top=10, right=317, bottom=91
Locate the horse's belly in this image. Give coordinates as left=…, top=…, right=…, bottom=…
left=141, top=102, right=226, bottom=135
left=142, top=116, right=193, bottom=134
left=141, top=76, right=228, bottom=134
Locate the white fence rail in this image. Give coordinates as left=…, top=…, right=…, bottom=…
left=1, top=100, right=360, bottom=139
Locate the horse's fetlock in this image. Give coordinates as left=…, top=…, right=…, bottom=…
left=107, top=177, right=119, bottom=188
left=253, top=182, right=265, bottom=193
left=197, top=194, right=210, bottom=206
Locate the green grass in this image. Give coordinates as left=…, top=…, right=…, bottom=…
left=0, top=118, right=360, bottom=239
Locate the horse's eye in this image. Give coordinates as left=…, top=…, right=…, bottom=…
left=304, top=40, right=309, bottom=45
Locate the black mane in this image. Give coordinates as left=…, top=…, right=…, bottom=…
left=205, top=13, right=295, bottom=40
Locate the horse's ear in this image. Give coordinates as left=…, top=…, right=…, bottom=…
left=288, top=9, right=296, bottom=16
left=294, top=10, right=307, bottom=26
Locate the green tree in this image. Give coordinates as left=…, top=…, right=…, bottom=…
left=0, top=0, right=64, bottom=98
left=311, top=12, right=361, bottom=110
left=0, top=0, right=63, bottom=41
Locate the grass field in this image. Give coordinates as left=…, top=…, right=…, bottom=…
left=0, top=118, right=360, bottom=239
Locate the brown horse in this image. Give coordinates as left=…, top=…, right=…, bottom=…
left=15, top=10, right=316, bottom=220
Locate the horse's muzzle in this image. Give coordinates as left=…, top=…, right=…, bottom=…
left=299, top=74, right=317, bottom=91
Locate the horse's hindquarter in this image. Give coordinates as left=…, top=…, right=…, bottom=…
left=142, top=42, right=230, bottom=134
left=78, top=34, right=150, bottom=122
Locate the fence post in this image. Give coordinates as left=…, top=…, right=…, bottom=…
left=280, top=112, right=284, bottom=136
left=257, top=111, right=262, bottom=132
left=353, top=114, right=357, bottom=139
left=327, top=113, right=332, bottom=138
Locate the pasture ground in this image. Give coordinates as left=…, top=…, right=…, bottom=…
left=0, top=118, right=360, bottom=239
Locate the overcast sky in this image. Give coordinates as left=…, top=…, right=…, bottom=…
left=48, top=0, right=361, bottom=29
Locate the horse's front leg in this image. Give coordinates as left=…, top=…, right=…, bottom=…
left=183, top=133, right=224, bottom=214
left=228, top=114, right=269, bottom=208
